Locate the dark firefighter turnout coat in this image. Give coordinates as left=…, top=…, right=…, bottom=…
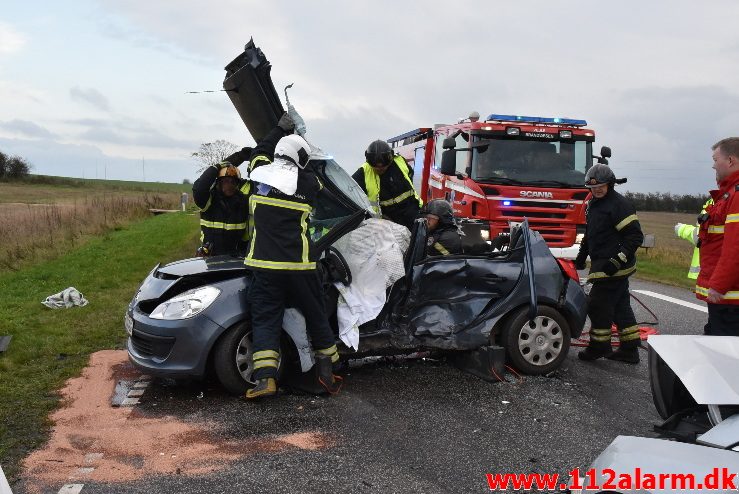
left=578, top=188, right=644, bottom=282
left=192, top=165, right=250, bottom=256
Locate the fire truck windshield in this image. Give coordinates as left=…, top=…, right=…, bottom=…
left=471, top=137, right=591, bottom=187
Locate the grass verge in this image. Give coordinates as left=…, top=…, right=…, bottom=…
left=0, top=212, right=199, bottom=482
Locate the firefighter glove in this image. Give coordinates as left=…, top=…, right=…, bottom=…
left=277, top=112, right=295, bottom=133
left=603, top=258, right=621, bottom=276
left=574, top=257, right=587, bottom=271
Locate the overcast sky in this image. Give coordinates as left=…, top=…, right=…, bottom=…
left=2, top=1, right=738, bottom=193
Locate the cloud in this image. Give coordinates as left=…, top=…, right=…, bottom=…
left=0, top=119, right=55, bottom=139
left=0, top=22, right=25, bottom=55
left=70, top=86, right=111, bottom=112
left=0, top=136, right=199, bottom=183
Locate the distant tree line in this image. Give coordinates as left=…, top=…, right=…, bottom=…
left=623, top=191, right=710, bottom=213
left=0, top=150, right=32, bottom=180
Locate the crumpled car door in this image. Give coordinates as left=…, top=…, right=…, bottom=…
left=404, top=255, right=522, bottom=347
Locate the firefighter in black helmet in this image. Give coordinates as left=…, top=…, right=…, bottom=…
left=352, top=139, right=422, bottom=230
left=575, top=163, right=644, bottom=363
left=192, top=148, right=253, bottom=257
left=424, top=199, right=463, bottom=256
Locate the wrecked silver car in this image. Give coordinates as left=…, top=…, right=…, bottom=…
left=577, top=335, right=739, bottom=494
left=124, top=40, right=588, bottom=394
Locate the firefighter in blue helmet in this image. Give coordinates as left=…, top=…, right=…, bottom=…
left=244, top=116, right=341, bottom=399
left=575, top=164, right=644, bottom=364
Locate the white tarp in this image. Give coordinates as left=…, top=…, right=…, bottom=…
left=41, top=287, right=89, bottom=309
left=649, top=335, right=739, bottom=405
left=332, top=219, right=410, bottom=350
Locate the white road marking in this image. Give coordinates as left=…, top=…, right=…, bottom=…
left=633, top=290, right=708, bottom=313
left=58, top=485, right=84, bottom=494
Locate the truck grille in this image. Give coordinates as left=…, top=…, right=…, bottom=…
left=131, top=330, right=175, bottom=359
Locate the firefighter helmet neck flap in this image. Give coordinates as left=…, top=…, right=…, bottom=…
left=274, top=135, right=311, bottom=170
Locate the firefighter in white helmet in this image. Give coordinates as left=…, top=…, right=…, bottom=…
left=243, top=117, right=341, bottom=399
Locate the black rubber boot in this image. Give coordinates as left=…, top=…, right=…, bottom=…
left=316, top=354, right=342, bottom=395
left=607, top=345, right=640, bottom=364
left=578, top=344, right=613, bottom=361
left=245, top=378, right=277, bottom=399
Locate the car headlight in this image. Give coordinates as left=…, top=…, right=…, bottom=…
left=575, top=233, right=584, bottom=244
left=149, top=286, right=221, bottom=320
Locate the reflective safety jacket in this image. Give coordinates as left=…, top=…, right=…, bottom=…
left=192, top=164, right=250, bottom=256
left=696, top=169, right=739, bottom=305
left=577, top=188, right=644, bottom=282
left=426, top=225, right=463, bottom=257
left=676, top=198, right=713, bottom=279
left=352, top=156, right=422, bottom=229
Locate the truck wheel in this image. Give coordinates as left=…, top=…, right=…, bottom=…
left=502, top=306, right=571, bottom=375
left=213, top=321, right=286, bottom=395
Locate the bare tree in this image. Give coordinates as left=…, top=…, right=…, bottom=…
left=7, top=156, right=31, bottom=178
left=191, top=140, right=238, bottom=171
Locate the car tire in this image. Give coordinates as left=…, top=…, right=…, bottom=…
left=213, top=320, right=288, bottom=395
left=502, top=305, right=571, bottom=375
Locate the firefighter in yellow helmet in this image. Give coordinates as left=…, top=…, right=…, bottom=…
left=192, top=150, right=252, bottom=257
left=352, top=139, right=422, bottom=230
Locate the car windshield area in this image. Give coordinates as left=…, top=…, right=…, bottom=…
left=309, top=158, right=372, bottom=241
left=471, top=136, right=591, bottom=187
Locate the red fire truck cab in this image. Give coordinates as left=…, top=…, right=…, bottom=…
left=388, top=113, right=611, bottom=258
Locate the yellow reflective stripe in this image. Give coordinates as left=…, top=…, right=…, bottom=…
left=249, top=155, right=270, bottom=172
left=587, top=265, right=636, bottom=280
left=708, top=225, right=724, bottom=234
left=253, top=350, right=279, bottom=360
left=379, top=189, right=415, bottom=207
left=251, top=195, right=311, bottom=212
left=695, top=285, right=739, bottom=299
left=725, top=214, right=739, bottom=224
left=253, top=360, right=279, bottom=369
left=200, top=220, right=247, bottom=230
left=620, top=325, right=639, bottom=334
left=615, top=214, right=639, bottom=231
left=433, top=242, right=450, bottom=255
left=300, top=210, right=309, bottom=264
left=589, top=329, right=612, bottom=342
left=244, top=258, right=316, bottom=270
left=317, top=345, right=338, bottom=356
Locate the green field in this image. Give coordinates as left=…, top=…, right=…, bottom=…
left=0, top=212, right=199, bottom=481
left=635, top=210, right=697, bottom=289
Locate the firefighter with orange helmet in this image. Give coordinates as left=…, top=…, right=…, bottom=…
left=192, top=148, right=252, bottom=257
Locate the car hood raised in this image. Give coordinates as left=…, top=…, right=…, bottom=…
left=649, top=335, right=739, bottom=405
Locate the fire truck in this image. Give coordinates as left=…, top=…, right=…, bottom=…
left=387, top=113, right=611, bottom=258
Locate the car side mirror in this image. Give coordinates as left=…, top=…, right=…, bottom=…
left=442, top=138, right=456, bottom=150
left=600, top=146, right=612, bottom=158
left=440, top=149, right=457, bottom=176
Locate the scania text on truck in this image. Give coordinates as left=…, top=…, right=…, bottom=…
left=388, top=113, right=611, bottom=258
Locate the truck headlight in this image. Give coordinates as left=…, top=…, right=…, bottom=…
left=149, top=286, right=221, bottom=320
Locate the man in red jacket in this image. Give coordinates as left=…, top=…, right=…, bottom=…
left=695, top=137, right=739, bottom=336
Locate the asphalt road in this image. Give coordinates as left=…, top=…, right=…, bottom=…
left=19, top=278, right=708, bottom=494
